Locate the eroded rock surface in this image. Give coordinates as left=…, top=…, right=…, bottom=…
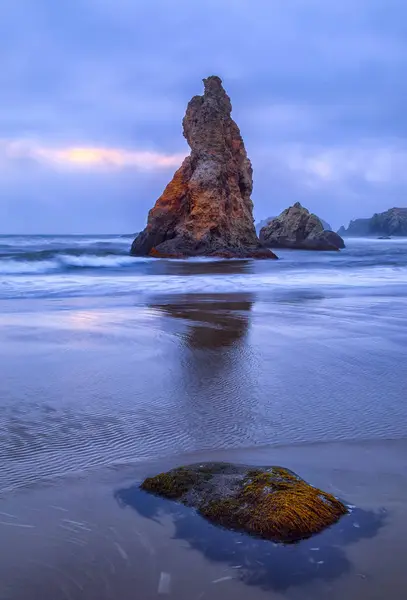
left=131, top=76, right=277, bottom=259
left=260, top=203, right=345, bottom=250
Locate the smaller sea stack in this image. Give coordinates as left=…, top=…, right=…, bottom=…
left=131, top=76, right=277, bottom=259
left=260, top=203, right=345, bottom=251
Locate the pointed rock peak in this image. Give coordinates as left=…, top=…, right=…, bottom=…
left=201, top=76, right=231, bottom=111
left=131, top=76, right=277, bottom=259
left=203, top=75, right=224, bottom=94
left=293, top=202, right=304, bottom=209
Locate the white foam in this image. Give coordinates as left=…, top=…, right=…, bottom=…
left=1, top=265, right=407, bottom=299
left=0, top=254, right=149, bottom=275
left=0, top=259, right=58, bottom=275
left=58, top=254, right=145, bottom=268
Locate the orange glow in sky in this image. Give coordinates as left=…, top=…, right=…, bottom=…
left=1, top=139, right=185, bottom=171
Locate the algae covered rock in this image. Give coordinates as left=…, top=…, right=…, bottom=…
left=140, top=462, right=348, bottom=543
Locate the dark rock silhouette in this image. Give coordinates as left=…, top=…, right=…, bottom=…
left=320, top=218, right=333, bottom=231
left=256, top=217, right=275, bottom=234
left=131, top=76, right=277, bottom=259
left=338, top=208, right=407, bottom=237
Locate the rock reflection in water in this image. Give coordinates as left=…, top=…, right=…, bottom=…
left=149, top=293, right=257, bottom=452
left=144, top=257, right=254, bottom=277
left=115, top=484, right=387, bottom=593
left=151, top=293, right=253, bottom=350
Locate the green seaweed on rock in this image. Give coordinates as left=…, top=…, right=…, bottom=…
left=141, top=464, right=216, bottom=499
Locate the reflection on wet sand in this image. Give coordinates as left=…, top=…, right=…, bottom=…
left=115, top=483, right=386, bottom=593
left=151, top=293, right=253, bottom=349
left=146, top=258, right=254, bottom=277
left=148, top=293, right=259, bottom=479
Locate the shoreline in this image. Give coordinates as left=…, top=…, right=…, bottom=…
left=2, top=435, right=406, bottom=497
left=1, top=438, right=406, bottom=599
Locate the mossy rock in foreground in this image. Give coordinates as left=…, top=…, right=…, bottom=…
left=141, top=462, right=348, bottom=543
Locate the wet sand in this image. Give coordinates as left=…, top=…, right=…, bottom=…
left=2, top=291, right=406, bottom=493
left=1, top=438, right=406, bottom=600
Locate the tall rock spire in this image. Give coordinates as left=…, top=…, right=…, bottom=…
left=131, top=76, right=277, bottom=259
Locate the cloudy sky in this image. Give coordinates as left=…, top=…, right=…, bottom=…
left=1, top=0, right=406, bottom=233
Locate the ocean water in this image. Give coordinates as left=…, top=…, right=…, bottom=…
left=1, top=234, right=407, bottom=494
left=0, top=234, right=407, bottom=299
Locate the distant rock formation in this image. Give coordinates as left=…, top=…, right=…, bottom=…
left=255, top=217, right=275, bottom=235
left=338, top=208, right=407, bottom=237
left=259, top=203, right=345, bottom=251
left=320, top=219, right=332, bottom=231
left=131, top=76, right=277, bottom=259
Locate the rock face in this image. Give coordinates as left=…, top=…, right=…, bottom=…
left=259, top=203, right=345, bottom=250
left=131, top=77, right=277, bottom=259
left=338, top=208, right=407, bottom=237
left=322, top=230, right=346, bottom=249
left=141, top=462, right=348, bottom=543
left=257, top=215, right=332, bottom=235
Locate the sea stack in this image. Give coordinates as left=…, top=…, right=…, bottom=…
left=131, top=76, right=277, bottom=259
left=260, top=203, right=345, bottom=251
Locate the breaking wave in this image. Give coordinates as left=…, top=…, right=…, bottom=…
left=0, top=254, right=148, bottom=275
left=1, top=235, right=407, bottom=300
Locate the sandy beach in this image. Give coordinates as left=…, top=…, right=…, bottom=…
left=1, top=439, right=406, bottom=600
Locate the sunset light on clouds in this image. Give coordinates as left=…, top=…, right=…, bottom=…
left=1, top=139, right=185, bottom=171
left=1, top=0, right=406, bottom=233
